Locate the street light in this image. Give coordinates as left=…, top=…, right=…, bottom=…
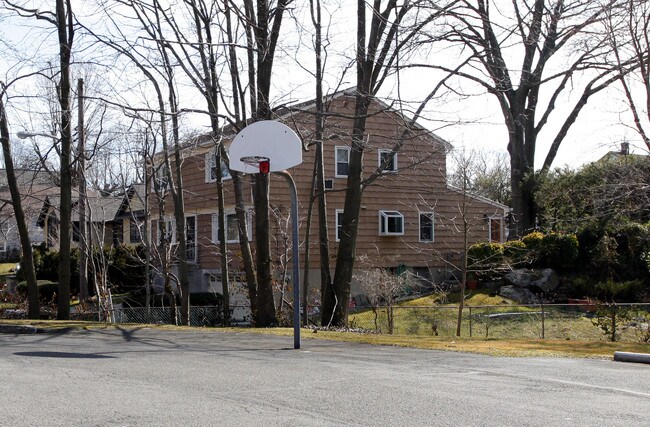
left=16, top=130, right=58, bottom=140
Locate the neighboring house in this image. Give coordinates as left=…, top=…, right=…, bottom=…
left=0, top=169, right=59, bottom=261
left=153, top=89, right=509, bottom=302
left=598, top=141, right=647, bottom=163
left=39, top=184, right=146, bottom=250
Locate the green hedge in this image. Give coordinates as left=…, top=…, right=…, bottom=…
left=468, top=231, right=578, bottom=272
left=467, top=242, right=503, bottom=268
left=577, top=221, right=650, bottom=284
left=16, top=281, right=59, bottom=303
left=502, top=240, right=527, bottom=267
left=538, top=233, right=579, bottom=270
left=18, top=244, right=147, bottom=297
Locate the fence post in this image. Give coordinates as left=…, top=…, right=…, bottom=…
left=540, top=303, right=545, bottom=339
left=611, top=304, right=617, bottom=343
left=469, top=306, right=472, bottom=338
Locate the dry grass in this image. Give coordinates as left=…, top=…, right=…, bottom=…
left=260, top=328, right=650, bottom=359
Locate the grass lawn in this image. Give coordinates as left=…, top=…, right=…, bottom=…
left=1, top=319, right=648, bottom=359
left=0, top=263, right=17, bottom=275
left=346, top=291, right=648, bottom=342
left=0, top=303, right=18, bottom=309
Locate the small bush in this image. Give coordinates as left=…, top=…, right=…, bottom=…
left=611, top=222, right=650, bottom=280
left=16, top=281, right=59, bottom=303
left=38, top=249, right=59, bottom=282
left=594, top=279, right=643, bottom=303
left=502, top=240, right=527, bottom=267
left=22, top=245, right=80, bottom=294
left=522, top=231, right=544, bottom=250
left=468, top=242, right=503, bottom=269
left=568, top=276, right=592, bottom=299
left=519, top=232, right=578, bottom=271
left=101, top=244, right=147, bottom=294
left=540, top=233, right=579, bottom=271
left=576, top=222, right=650, bottom=284
left=37, top=282, right=59, bottom=302
left=592, top=303, right=634, bottom=342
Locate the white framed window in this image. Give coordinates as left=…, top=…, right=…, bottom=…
left=186, top=215, right=197, bottom=262
left=489, top=216, right=502, bottom=243
left=379, top=210, right=404, bottom=236
left=212, top=210, right=252, bottom=244
left=378, top=149, right=397, bottom=172
left=205, top=152, right=232, bottom=183
left=335, top=209, right=344, bottom=242
left=419, top=212, right=434, bottom=242
left=335, top=146, right=350, bottom=177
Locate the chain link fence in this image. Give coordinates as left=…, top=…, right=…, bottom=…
left=108, top=304, right=254, bottom=327
left=111, top=306, right=222, bottom=326
left=2, top=300, right=648, bottom=342
left=346, top=303, right=650, bottom=342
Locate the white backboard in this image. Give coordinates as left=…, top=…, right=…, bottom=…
left=229, top=121, right=303, bottom=173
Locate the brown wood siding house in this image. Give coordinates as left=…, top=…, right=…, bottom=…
left=154, top=90, right=509, bottom=299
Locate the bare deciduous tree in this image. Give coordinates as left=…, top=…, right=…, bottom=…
left=430, top=0, right=641, bottom=238
left=5, top=0, right=77, bottom=319
left=0, top=82, right=39, bottom=318
left=324, top=0, right=453, bottom=326
left=607, top=0, right=650, bottom=150
left=354, top=265, right=412, bottom=334
left=448, top=149, right=511, bottom=206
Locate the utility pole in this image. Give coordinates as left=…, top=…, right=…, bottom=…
left=143, top=146, right=151, bottom=322
left=77, top=78, right=88, bottom=302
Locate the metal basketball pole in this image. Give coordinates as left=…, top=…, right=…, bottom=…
left=277, top=170, right=301, bottom=349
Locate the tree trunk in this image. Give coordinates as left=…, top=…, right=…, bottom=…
left=232, top=173, right=258, bottom=322
left=325, top=93, right=371, bottom=326
left=508, top=137, right=536, bottom=239
left=221, top=2, right=259, bottom=324
left=77, top=78, right=88, bottom=301
left=173, top=192, right=189, bottom=325
left=310, top=0, right=333, bottom=326
left=215, top=144, right=230, bottom=326
left=246, top=0, right=291, bottom=327
left=0, top=86, right=40, bottom=319
left=456, top=217, right=468, bottom=337
left=322, top=0, right=376, bottom=326
left=56, top=0, right=74, bottom=320
left=254, top=173, right=276, bottom=326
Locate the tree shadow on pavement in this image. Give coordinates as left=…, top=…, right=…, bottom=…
left=13, top=351, right=115, bottom=359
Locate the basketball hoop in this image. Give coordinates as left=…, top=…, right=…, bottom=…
left=240, top=155, right=270, bottom=174
left=229, top=121, right=302, bottom=349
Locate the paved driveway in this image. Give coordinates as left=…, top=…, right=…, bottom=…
left=1, top=328, right=648, bottom=426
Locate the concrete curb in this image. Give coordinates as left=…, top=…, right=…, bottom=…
left=0, top=324, right=43, bottom=334
left=613, top=351, right=650, bottom=365
left=0, top=323, right=80, bottom=335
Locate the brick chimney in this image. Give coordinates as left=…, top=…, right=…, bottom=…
left=620, top=141, right=629, bottom=155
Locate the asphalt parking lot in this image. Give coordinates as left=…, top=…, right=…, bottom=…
left=1, top=327, right=648, bottom=426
